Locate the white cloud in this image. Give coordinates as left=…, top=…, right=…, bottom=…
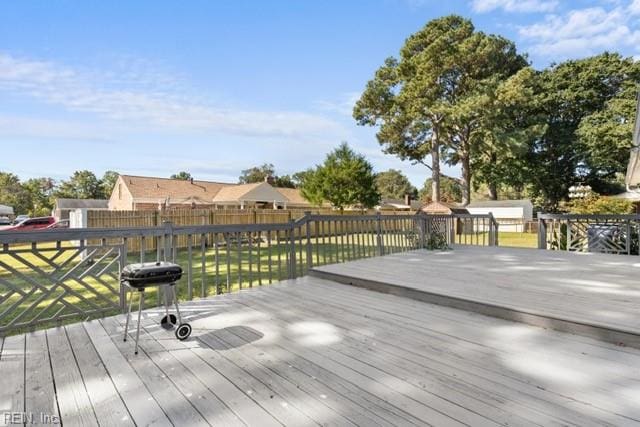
left=314, top=92, right=361, bottom=116
left=0, top=53, right=344, bottom=139
left=471, top=0, right=558, bottom=13
left=518, top=2, right=640, bottom=58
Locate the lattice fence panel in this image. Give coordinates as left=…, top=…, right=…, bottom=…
left=0, top=244, right=123, bottom=335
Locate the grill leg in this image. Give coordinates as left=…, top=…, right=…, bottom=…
left=123, top=289, right=134, bottom=342
left=135, top=290, right=145, bottom=355
left=163, top=286, right=170, bottom=318
left=171, top=285, right=183, bottom=325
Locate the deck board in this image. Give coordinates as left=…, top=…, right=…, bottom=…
left=3, top=249, right=640, bottom=426
left=24, top=331, right=57, bottom=424
left=311, top=246, right=640, bottom=347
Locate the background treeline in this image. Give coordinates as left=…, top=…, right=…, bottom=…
left=353, top=15, right=640, bottom=211
left=0, top=162, right=428, bottom=216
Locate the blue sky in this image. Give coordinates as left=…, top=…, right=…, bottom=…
left=1, top=0, right=639, bottom=188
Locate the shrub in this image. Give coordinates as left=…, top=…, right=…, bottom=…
left=567, top=195, right=634, bottom=214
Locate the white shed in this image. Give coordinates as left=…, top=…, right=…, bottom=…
left=466, top=199, right=533, bottom=232
left=0, top=204, right=14, bottom=216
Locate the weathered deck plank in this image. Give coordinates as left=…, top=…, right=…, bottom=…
left=4, top=249, right=640, bottom=426
left=83, top=320, right=171, bottom=427
left=311, top=247, right=640, bottom=347
left=64, top=323, right=134, bottom=427
left=252, top=281, right=638, bottom=426
left=47, top=327, right=98, bottom=426
left=0, top=335, right=24, bottom=423
left=24, top=331, right=58, bottom=424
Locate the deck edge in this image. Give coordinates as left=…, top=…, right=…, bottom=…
left=308, top=268, right=640, bottom=350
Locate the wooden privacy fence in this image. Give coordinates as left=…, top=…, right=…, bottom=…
left=538, top=213, right=640, bottom=255
left=0, top=212, right=498, bottom=335
left=87, top=208, right=409, bottom=252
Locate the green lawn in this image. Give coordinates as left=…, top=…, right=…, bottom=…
left=497, top=232, right=538, bottom=248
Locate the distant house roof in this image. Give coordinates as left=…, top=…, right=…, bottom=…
left=379, top=198, right=423, bottom=210
left=55, top=199, right=109, bottom=210
left=119, top=175, right=228, bottom=202
left=212, top=182, right=288, bottom=204
left=0, top=204, right=14, bottom=215
left=116, top=174, right=313, bottom=207
left=467, top=199, right=532, bottom=208
left=418, top=201, right=469, bottom=215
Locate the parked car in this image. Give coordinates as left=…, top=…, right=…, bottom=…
left=1, top=216, right=55, bottom=231
left=46, top=219, right=70, bottom=229
left=0, top=216, right=11, bottom=226
left=12, top=214, right=30, bottom=225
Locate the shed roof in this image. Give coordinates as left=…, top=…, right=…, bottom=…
left=467, top=199, right=532, bottom=208
left=0, top=204, right=14, bottom=215
left=55, top=198, right=109, bottom=210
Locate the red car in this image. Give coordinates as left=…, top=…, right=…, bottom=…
left=0, top=216, right=56, bottom=232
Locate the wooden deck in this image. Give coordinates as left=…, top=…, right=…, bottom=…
left=2, top=250, right=640, bottom=425
left=312, top=246, right=640, bottom=348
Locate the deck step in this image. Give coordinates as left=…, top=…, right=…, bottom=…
left=308, top=268, right=640, bottom=350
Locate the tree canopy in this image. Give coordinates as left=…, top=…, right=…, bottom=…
left=239, top=163, right=275, bottom=184
left=354, top=15, right=527, bottom=205
left=420, top=176, right=463, bottom=203
left=299, top=143, right=380, bottom=210
left=54, top=170, right=104, bottom=200
left=170, top=171, right=193, bottom=181
left=375, top=169, right=417, bottom=200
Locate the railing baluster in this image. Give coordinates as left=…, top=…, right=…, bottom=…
left=187, top=234, right=193, bottom=300
left=267, top=230, right=273, bottom=284
left=257, top=231, right=263, bottom=286
left=225, top=232, right=231, bottom=292
left=200, top=233, right=206, bottom=298
left=248, top=231, right=253, bottom=288
left=237, top=231, right=243, bottom=290
left=277, top=229, right=282, bottom=281
left=214, top=234, right=221, bottom=294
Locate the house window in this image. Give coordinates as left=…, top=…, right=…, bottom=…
left=118, top=184, right=122, bottom=200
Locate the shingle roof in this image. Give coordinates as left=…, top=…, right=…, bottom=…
left=212, top=182, right=288, bottom=204
left=275, top=187, right=308, bottom=205
left=55, top=199, right=109, bottom=209
left=120, top=175, right=228, bottom=201
left=119, top=175, right=311, bottom=206
left=467, top=199, right=532, bottom=208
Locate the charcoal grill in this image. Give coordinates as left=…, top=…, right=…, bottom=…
left=121, top=261, right=192, bottom=354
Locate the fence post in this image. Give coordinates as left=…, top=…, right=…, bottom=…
left=304, top=212, right=313, bottom=270
left=538, top=217, right=547, bottom=249
left=488, top=213, right=497, bottom=246
left=419, top=213, right=426, bottom=249
left=376, top=212, right=384, bottom=256
left=288, top=219, right=296, bottom=279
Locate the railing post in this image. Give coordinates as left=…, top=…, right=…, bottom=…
left=304, top=212, right=313, bottom=270
left=288, top=219, right=296, bottom=279
left=538, top=217, right=547, bottom=249
left=376, top=212, right=384, bottom=256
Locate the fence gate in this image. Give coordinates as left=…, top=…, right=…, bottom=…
left=0, top=242, right=124, bottom=335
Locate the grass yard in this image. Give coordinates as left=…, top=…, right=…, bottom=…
left=497, top=232, right=538, bottom=248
